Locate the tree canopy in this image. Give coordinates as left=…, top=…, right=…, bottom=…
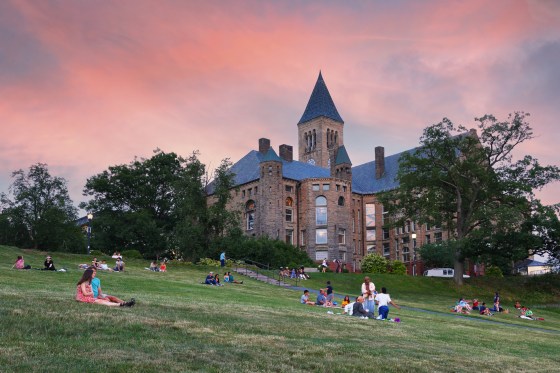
left=0, top=163, right=83, bottom=251
left=380, top=112, right=560, bottom=284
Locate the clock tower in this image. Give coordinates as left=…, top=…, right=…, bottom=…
left=297, top=72, right=344, bottom=168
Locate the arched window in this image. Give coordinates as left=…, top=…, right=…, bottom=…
left=312, top=129, right=316, bottom=149
left=338, top=196, right=345, bottom=206
left=315, top=196, right=327, bottom=225
left=246, top=200, right=255, bottom=230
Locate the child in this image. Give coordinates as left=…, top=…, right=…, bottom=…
left=341, top=295, right=350, bottom=308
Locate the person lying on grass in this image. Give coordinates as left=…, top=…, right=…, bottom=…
left=75, top=268, right=134, bottom=307
left=91, top=268, right=135, bottom=307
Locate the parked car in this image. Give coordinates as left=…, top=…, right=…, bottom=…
left=423, top=268, right=470, bottom=278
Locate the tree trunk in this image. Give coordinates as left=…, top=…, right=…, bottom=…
left=454, top=254, right=464, bottom=286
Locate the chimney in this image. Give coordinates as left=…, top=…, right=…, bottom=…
left=279, top=144, right=293, bottom=162
left=375, top=146, right=385, bottom=179
left=259, top=138, right=271, bottom=154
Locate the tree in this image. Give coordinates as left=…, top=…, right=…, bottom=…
left=380, top=112, right=560, bottom=285
left=81, top=150, right=196, bottom=257
left=418, top=242, right=455, bottom=269
left=0, top=163, right=82, bottom=251
left=207, top=159, right=240, bottom=241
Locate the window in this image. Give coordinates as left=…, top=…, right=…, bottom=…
left=383, top=242, right=390, bottom=257
left=316, top=229, right=327, bottom=244
left=248, top=188, right=252, bottom=196
left=315, top=250, right=328, bottom=260
left=367, top=244, right=376, bottom=254
left=365, top=204, right=376, bottom=227
left=300, top=230, right=306, bottom=246
left=312, top=184, right=320, bottom=191
left=338, top=229, right=346, bottom=244
left=382, top=227, right=390, bottom=240
left=366, top=228, right=376, bottom=241
left=285, top=197, right=293, bottom=207
left=382, top=205, right=388, bottom=224
left=285, top=209, right=293, bottom=222
left=285, top=185, right=293, bottom=193
left=343, top=185, right=347, bottom=192
left=338, top=196, right=345, bottom=206
left=322, top=184, right=330, bottom=191
left=246, top=200, right=255, bottom=231
left=254, top=186, right=258, bottom=194
left=403, top=247, right=410, bottom=262
left=315, top=196, right=327, bottom=225
left=336, top=184, right=341, bottom=191
left=425, top=234, right=431, bottom=244
left=435, top=232, right=443, bottom=242
left=286, top=229, right=293, bottom=245
left=242, top=190, right=246, bottom=198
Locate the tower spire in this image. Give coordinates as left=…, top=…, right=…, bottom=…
left=298, top=72, right=344, bottom=125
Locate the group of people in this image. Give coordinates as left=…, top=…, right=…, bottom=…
left=203, top=271, right=244, bottom=286
left=452, top=292, right=509, bottom=316
left=12, top=255, right=61, bottom=271
left=75, top=266, right=135, bottom=307
left=79, top=257, right=125, bottom=272
left=147, top=260, right=167, bottom=272
left=300, top=276, right=401, bottom=321
left=280, top=266, right=311, bottom=280
left=320, top=259, right=343, bottom=273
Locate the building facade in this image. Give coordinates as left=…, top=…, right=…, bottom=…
left=207, top=72, right=446, bottom=272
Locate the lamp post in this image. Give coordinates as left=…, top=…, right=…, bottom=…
left=412, top=233, right=417, bottom=276
left=87, top=213, right=93, bottom=255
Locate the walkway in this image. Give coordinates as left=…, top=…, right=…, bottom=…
left=232, top=268, right=560, bottom=335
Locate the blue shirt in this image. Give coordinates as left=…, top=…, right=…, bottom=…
left=91, top=278, right=101, bottom=298
left=220, top=252, right=226, bottom=260
left=316, top=294, right=326, bottom=305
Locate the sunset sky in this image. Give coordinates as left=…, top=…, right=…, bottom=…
left=1, top=0, right=560, bottom=211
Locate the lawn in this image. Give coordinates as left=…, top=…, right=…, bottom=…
left=1, top=245, right=559, bottom=372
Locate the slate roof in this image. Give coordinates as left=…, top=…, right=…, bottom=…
left=260, top=148, right=282, bottom=162
left=351, top=149, right=414, bottom=194
left=298, top=72, right=344, bottom=125
left=335, top=145, right=351, bottom=165
left=206, top=150, right=330, bottom=195
left=514, top=259, right=551, bottom=269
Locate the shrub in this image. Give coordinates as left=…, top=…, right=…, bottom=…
left=121, top=249, right=143, bottom=259
left=361, top=254, right=388, bottom=274
left=389, top=260, right=407, bottom=275
left=89, top=249, right=105, bottom=257
left=486, top=265, right=504, bottom=278
left=197, top=257, right=220, bottom=266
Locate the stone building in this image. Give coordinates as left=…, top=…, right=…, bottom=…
left=207, top=72, right=446, bottom=272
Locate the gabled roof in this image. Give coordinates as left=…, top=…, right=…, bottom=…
left=335, top=145, right=351, bottom=165
left=514, top=259, right=552, bottom=269
left=206, top=150, right=330, bottom=195
left=298, top=71, right=344, bottom=125
left=260, top=148, right=282, bottom=162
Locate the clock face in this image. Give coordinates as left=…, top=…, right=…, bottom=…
left=307, top=158, right=316, bottom=165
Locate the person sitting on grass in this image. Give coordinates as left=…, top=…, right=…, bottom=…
left=352, top=296, right=374, bottom=319
left=91, top=268, right=134, bottom=307
left=114, top=258, right=125, bottom=272
left=375, top=287, right=401, bottom=320
left=12, top=255, right=31, bottom=270
left=149, top=261, right=159, bottom=272
left=341, top=295, right=350, bottom=308
left=75, top=268, right=133, bottom=307
left=159, top=261, right=167, bottom=272
left=479, top=302, right=493, bottom=316
left=472, top=299, right=480, bottom=311
left=204, top=272, right=218, bottom=285
left=300, top=290, right=315, bottom=305
left=514, top=300, right=522, bottom=310
left=43, top=256, right=56, bottom=271
left=316, top=289, right=327, bottom=306
left=226, top=272, right=243, bottom=284
left=343, top=297, right=357, bottom=315
left=98, top=260, right=112, bottom=271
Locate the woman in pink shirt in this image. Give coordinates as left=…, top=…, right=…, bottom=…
left=12, top=256, right=30, bottom=270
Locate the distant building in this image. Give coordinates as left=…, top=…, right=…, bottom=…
left=207, top=72, right=446, bottom=272
left=513, top=258, right=552, bottom=276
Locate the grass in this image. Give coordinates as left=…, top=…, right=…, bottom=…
left=1, top=245, right=559, bottom=372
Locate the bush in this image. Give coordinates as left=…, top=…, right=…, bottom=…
left=389, top=260, right=407, bottom=275
left=486, top=265, right=504, bottom=278
left=121, top=249, right=143, bottom=259
left=361, top=254, right=388, bottom=274
left=197, top=257, right=220, bottom=266
left=89, top=249, right=106, bottom=257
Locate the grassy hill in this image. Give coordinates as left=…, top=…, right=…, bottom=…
left=1, top=245, right=559, bottom=372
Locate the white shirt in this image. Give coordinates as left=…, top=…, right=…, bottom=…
left=344, top=302, right=355, bottom=315
left=361, top=282, right=375, bottom=300
left=376, top=293, right=391, bottom=307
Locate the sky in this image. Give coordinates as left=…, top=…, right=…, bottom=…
left=1, top=0, right=560, bottom=212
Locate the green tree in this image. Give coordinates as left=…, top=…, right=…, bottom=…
left=419, top=242, right=455, bottom=269
left=0, top=163, right=82, bottom=251
left=207, top=159, right=240, bottom=241
left=81, top=150, right=195, bottom=257
left=380, top=112, right=560, bottom=285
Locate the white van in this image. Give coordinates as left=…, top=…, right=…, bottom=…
left=423, top=268, right=470, bottom=278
